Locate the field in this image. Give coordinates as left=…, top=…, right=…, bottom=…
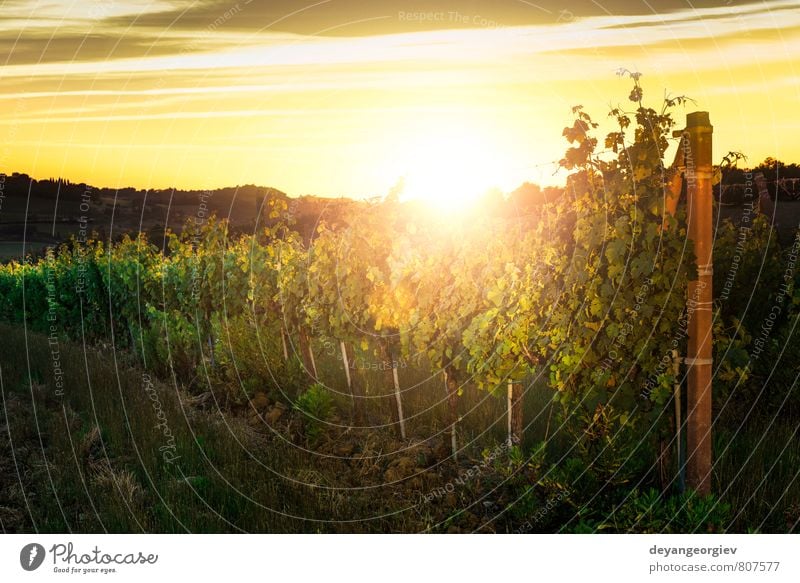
left=718, top=200, right=800, bottom=245
left=1, top=323, right=798, bottom=533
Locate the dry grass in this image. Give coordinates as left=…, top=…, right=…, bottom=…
left=1, top=323, right=797, bottom=533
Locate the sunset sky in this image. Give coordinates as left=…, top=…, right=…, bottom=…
left=1, top=0, right=799, bottom=198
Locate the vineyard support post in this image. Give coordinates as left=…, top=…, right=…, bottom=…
left=308, top=342, right=318, bottom=378
left=380, top=339, right=405, bottom=439
left=340, top=340, right=352, bottom=389
left=672, top=349, right=685, bottom=492
left=444, top=366, right=459, bottom=460
left=280, top=326, right=289, bottom=361
left=507, top=381, right=512, bottom=447
left=298, top=328, right=317, bottom=380
left=339, top=340, right=358, bottom=424
left=392, top=361, right=406, bottom=440
left=684, top=111, right=713, bottom=496
left=507, top=381, right=523, bottom=447
left=343, top=341, right=366, bottom=424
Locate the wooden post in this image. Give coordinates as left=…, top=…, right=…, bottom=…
left=340, top=340, right=352, bottom=391
left=672, top=349, right=685, bottom=492
left=663, top=134, right=686, bottom=227
left=392, top=360, right=406, bottom=440
left=340, top=340, right=355, bottom=423
left=298, top=328, right=317, bottom=380
left=507, top=380, right=523, bottom=446
left=341, top=341, right=365, bottom=424
left=379, top=339, right=405, bottom=439
left=443, top=365, right=459, bottom=459
left=684, top=111, right=713, bottom=496
left=280, top=325, right=289, bottom=361
left=308, top=341, right=318, bottom=379
left=507, top=381, right=513, bottom=447
left=754, top=172, right=776, bottom=218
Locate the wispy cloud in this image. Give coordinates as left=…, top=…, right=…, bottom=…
left=1, top=0, right=797, bottom=195
left=3, top=1, right=798, bottom=80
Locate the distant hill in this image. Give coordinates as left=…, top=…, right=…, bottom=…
left=5, top=156, right=798, bottom=260
left=0, top=172, right=359, bottom=258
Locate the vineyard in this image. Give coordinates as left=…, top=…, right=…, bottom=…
left=2, top=82, right=800, bottom=533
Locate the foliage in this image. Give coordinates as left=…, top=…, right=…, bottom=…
left=571, top=488, right=731, bottom=533
left=294, top=383, right=335, bottom=444
left=532, top=75, right=697, bottom=479
left=712, top=212, right=800, bottom=419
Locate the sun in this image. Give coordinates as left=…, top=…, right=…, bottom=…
left=390, top=124, right=507, bottom=211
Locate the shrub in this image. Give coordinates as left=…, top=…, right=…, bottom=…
left=294, top=383, right=335, bottom=445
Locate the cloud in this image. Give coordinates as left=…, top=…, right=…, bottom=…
left=3, top=0, right=797, bottom=81
left=97, top=0, right=763, bottom=36
left=0, top=32, right=201, bottom=65
left=2, top=0, right=794, bottom=73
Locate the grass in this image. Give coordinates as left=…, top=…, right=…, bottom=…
left=0, top=324, right=518, bottom=533
left=714, top=424, right=800, bottom=532
left=0, top=323, right=797, bottom=533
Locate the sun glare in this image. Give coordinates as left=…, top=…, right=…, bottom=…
left=392, top=126, right=506, bottom=211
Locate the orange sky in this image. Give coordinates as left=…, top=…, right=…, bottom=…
left=1, top=0, right=799, bottom=198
